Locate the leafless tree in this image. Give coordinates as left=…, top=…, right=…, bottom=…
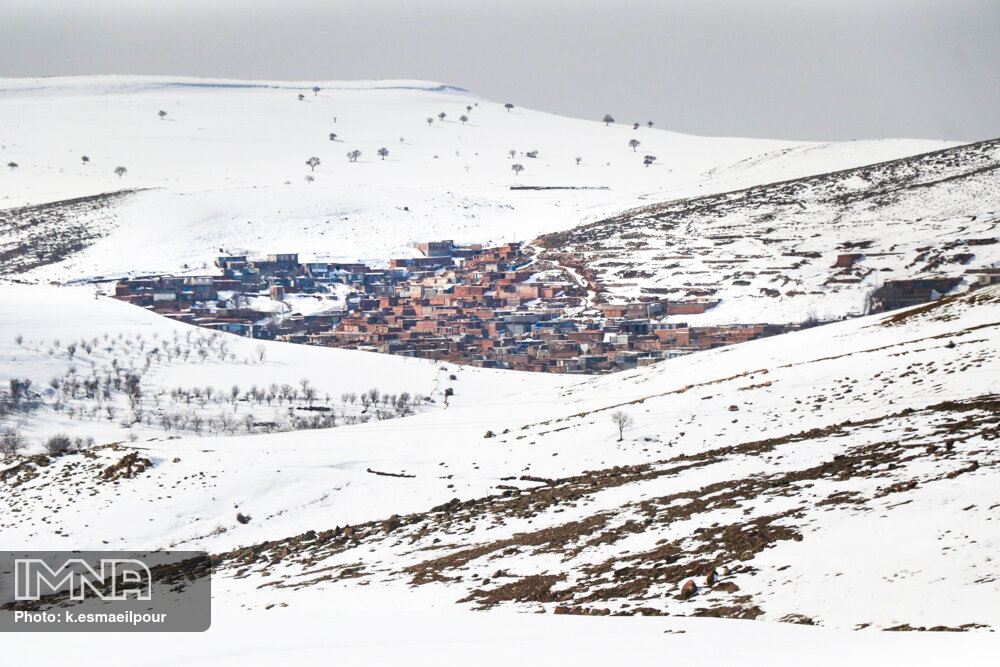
left=0, top=428, right=24, bottom=460
left=610, top=410, right=634, bottom=441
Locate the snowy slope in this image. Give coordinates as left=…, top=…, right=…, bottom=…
left=4, top=283, right=1000, bottom=634
left=0, top=75, right=954, bottom=281
left=536, top=138, right=1000, bottom=324
left=4, top=76, right=1000, bottom=661
left=0, top=283, right=562, bottom=447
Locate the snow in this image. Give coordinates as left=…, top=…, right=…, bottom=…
left=2, top=76, right=999, bottom=662
left=6, top=607, right=1000, bottom=667
left=0, top=75, right=953, bottom=282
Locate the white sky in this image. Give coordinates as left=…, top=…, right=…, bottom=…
left=2, top=0, right=998, bottom=141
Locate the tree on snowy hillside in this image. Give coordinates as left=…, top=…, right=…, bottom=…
left=158, top=110, right=167, bottom=120
left=114, top=165, right=127, bottom=178
left=629, top=139, right=641, bottom=152
left=643, top=155, right=656, bottom=167
left=511, top=163, right=524, bottom=177
left=312, top=86, right=320, bottom=96
left=377, top=148, right=389, bottom=160
left=329, top=133, right=337, bottom=141
left=0, top=428, right=24, bottom=460
left=438, top=112, right=447, bottom=121
left=504, top=103, right=514, bottom=112
left=426, top=117, right=434, bottom=126
left=459, top=115, right=468, bottom=124
left=7, top=162, right=17, bottom=169
left=81, top=155, right=89, bottom=164
left=347, top=150, right=361, bottom=162
left=610, top=410, right=633, bottom=441
left=306, top=156, right=321, bottom=171
left=603, top=114, right=615, bottom=126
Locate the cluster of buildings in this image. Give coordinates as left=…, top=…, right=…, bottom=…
left=111, top=241, right=795, bottom=373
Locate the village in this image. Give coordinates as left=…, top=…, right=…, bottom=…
left=110, top=240, right=977, bottom=374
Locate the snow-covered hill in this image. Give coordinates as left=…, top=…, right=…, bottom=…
left=5, top=282, right=1000, bottom=634
left=0, top=76, right=954, bottom=282
left=3, top=76, right=1000, bottom=663
left=536, top=139, right=1000, bottom=324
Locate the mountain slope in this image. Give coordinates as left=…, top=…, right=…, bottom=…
left=5, top=284, right=999, bottom=631
left=536, top=139, right=1000, bottom=323
left=0, top=76, right=954, bottom=282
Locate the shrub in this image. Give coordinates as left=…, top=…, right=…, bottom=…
left=44, top=434, right=74, bottom=456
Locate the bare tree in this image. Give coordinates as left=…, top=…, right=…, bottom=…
left=647, top=121, right=654, bottom=128
left=7, top=162, right=18, bottom=170
left=459, top=115, right=469, bottom=124
left=511, top=163, right=524, bottom=177
left=508, top=149, right=516, bottom=159
left=0, top=428, right=24, bottom=460
left=643, top=155, right=657, bottom=167
left=575, top=156, right=582, bottom=165
left=377, top=147, right=389, bottom=160
left=329, top=133, right=337, bottom=141
left=629, top=139, right=641, bottom=152
left=347, top=150, right=361, bottom=162
left=426, top=117, right=434, bottom=126
left=603, top=114, right=615, bottom=126
left=306, top=156, right=321, bottom=171
left=610, top=410, right=634, bottom=441
left=305, top=174, right=315, bottom=184
left=504, top=103, right=514, bottom=112
left=81, top=155, right=90, bottom=164
left=114, top=165, right=127, bottom=179
left=312, top=86, right=321, bottom=96
left=438, top=112, right=447, bottom=121
left=158, top=110, right=167, bottom=120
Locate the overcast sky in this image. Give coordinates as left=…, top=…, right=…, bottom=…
left=2, top=0, right=998, bottom=141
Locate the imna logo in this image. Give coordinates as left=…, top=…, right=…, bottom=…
left=14, top=558, right=152, bottom=602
